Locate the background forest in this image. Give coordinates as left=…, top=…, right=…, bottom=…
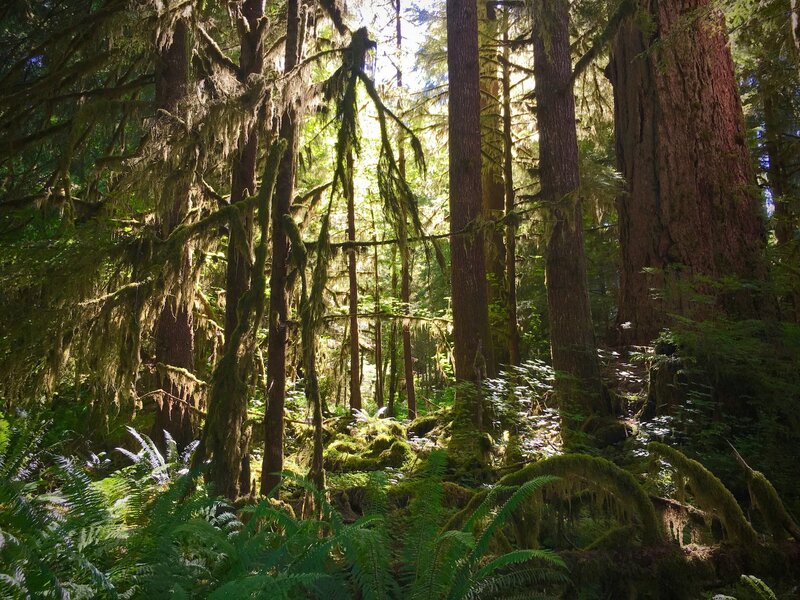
left=1, top=0, right=800, bottom=597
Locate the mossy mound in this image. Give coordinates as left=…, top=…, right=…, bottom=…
left=408, top=414, right=439, bottom=438
left=324, top=434, right=413, bottom=472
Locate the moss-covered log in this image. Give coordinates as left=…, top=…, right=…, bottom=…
left=649, top=442, right=758, bottom=546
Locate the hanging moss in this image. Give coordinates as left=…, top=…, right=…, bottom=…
left=504, top=454, right=662, bottom=545
left=446, top=454, right=662, bottom=545
left=747, top=471, right=800, bottom=542
left=730, top=446, right=800, bottom=542
left=649, top=442, right=757, bottom=546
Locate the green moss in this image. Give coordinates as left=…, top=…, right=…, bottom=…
left=746, top=470, right=800, bottom=542
left=367, top=434, right=395, bottom=456
left=649, top=442, right=757, bottom=546
left=378, top=439, right=411, bottom=468
left=446, top=454, right=662, bottom=545
left=324, top=435, right=412, bottom=472
left=503, top=454, right=662, bottom=545
left=582, top=525, right=636, bottom=551
left=408, top=415, right=438, bottom=438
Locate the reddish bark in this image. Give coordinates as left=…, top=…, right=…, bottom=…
left=609, top=0, right=767, bottom=343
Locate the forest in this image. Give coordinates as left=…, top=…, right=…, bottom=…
left=1, top=0, right=800, bottom=597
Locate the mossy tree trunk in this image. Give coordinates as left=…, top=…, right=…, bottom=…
left=261, top=0, right=302, bottom=496
left=531, top=0, right=607, bottom=439
left=608, top=0, right=768, bottom=344
left=152, top=18, right=196, bottom=451
left=201, top=0, right=266, bottom=500
left=446, top=0, right=494, bottom=465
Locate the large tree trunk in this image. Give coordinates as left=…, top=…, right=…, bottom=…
left=608, top=0, right=767, bottom=344
left=532, top=0, right=607, bottom=438
left=261, top=0, right=301, bottom=496
left=346, top=149, right=362, bottom=412
left=201, top=0, right=265, bottom=500
left=152, top=19, right=196, bottom=450
left=480, top=2, right=507, bottom=370
left=446, top=0, right=494, bottom=464
left=501, top=8, right=520, bottom=367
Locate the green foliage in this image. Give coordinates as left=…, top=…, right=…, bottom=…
left=1, top=426, right=566, bottom=599
left=399, top=451, right=566, bottom=600
left=652, top=319, right=800, bottom=511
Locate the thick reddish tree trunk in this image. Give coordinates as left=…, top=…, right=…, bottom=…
left=446, top=0, right=494, bottom=464
left=152, top=19, right=196, bottom=450
left=532, top=0, right=607, bottom=437
left=261, top=0, right=301, bottom=496
left=608, top=0, right=767, bottom=344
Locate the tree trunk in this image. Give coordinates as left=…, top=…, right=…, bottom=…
left=151, top=19, right=196, bottom=451
left=201, top=0, right=265, bottom=499
left=792, top=0, right=800, bottom=72
left=446, top=0, right=493, bottom=464
left=608, top=0, right=767, bottom=344
left=373, top=230, right=384, bottom=408
left=532, top=0, right=607, bottom=438
left=346, top=148, right=362, bottom=412
left=480, top=2, right=507, bottom=370
left=396, top=0, right=416, bottom=419
left=387, top=248, right=399, bottom=418
left=261, top=0, right=301, bottom=496
left=401, top=243, right=416, bottom=418
left=501, top=8, right=520, bottom=367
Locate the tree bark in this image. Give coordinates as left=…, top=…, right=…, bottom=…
left=480, top=2, right=508, bottom=370
left=501, top=8, right=520, bottom=366
left=608, top=0, right=767, bottom=344
left=202, top=0, right=265, bottom=499
left=532, top=0, right=607, bottom=437
left=152, top=19, right=195, bottom=451
left=446, top=0, right=493, bottom=463
left=373, top=233, right=384, bottom=409
left=387, top=248, right=399, bottom=418
left=396, top=0, right=417, bottom=419
left=261, top=0, right=301, bottom=496
left=346, top=148, right=362, bottom=412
